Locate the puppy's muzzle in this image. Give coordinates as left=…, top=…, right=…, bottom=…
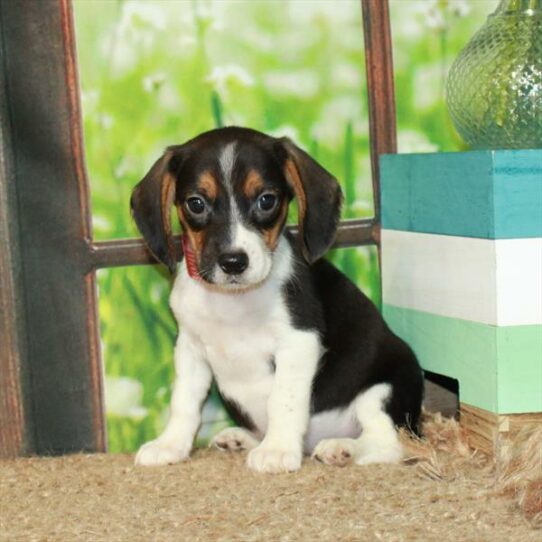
left=218, top=251, right=249, bottom=275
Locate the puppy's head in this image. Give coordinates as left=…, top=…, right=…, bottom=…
left=131, top=127, right=343, bottom=290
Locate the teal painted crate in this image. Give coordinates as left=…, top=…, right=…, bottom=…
left=381, top=150, right=542, bottom=239
left=383, top=305, right=542, bottom=414
left=380, top=150, right=542, bottom=416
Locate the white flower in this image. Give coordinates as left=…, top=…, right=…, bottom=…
left=177, top=35, right=197, bottom=49
left=233, top=27, right=275, bottom=53
left=98, top=113, right=113, bottom=130
left=120, top=1, right=170, bottom=33
left=106, top=376, right=148, bottom=419
left=263, top=70, right=319, bottom=99
left=110, top=1, right=194, bottom=76
left=81, top=89, right=99, bottom=108
left=142, top=73, right=166, bottom=93
left=193, top=1, right=217, bottom=30
left=447, top=0, right=471, bottom=17
left=104, top=44, right=133, bottom=76
left=409, top=0, right=446, bottom=31
left=267, top=125, right=300, bottom=142
left=390, top=1, right=424, bottom=39
left=93, top=214, right=113, bottom=232
left=425, top=6, right=446, bottom=30
left=312, top=96, right=363, bottom=143
left=288, top=0, right=357, bottom=26
left=331, top=63, right=362, bottom=90
left=114, top=156, right=138, bottom=179
left=206, top=64, right=255, bottom=95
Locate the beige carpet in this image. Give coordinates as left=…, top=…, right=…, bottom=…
left=1, top=439, right=540, bottom=542
left=1, top=415, right=540, bottom=541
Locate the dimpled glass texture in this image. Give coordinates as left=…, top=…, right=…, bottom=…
left=446, top=0, right=542, bottom=149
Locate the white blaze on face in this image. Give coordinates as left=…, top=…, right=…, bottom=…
left=212, top=142, right=274, bottom=289
left=219, top=142, right=240, bottom=225
left=219, top=142, right=237, bottom=187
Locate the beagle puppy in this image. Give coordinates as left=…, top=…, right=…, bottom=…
left=131, top=126, right=423, bottom=473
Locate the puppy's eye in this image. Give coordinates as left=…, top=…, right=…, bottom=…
left=186, top=197, right=206, bottom=215
left=257, top=193, right=278, bottom=212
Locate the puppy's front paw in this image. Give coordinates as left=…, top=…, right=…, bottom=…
left=247, top=445, right=301, bottom=474
left=135, top=439, right=189, bottom=466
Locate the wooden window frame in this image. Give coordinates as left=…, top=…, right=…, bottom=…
left=0, top=0, right=396, bottom=456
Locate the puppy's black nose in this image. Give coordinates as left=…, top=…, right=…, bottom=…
left=218, top=251, right=249, bottom=275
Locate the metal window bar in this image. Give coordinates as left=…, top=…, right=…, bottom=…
left=0, top=0, right=396, bottom=457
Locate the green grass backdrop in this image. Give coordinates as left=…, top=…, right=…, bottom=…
left=74, top=0, right=498, bottom=452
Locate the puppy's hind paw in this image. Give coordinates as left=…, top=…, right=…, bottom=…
left=312, top=438, right=357, bottom=467
left=210, top=427, right=259, bottom=452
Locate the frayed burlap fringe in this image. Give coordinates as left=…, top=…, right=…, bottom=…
left=496, top=425, right=542, bottom=527
left=400, top=410, right=488, bottom=481
left=400, top=410, right=541, bottom=527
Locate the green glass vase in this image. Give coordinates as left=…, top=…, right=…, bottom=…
left=446, top=0, right=542, bottom=149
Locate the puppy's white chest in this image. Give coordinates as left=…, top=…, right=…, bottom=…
left=200, top=318, right=276, bottom=388
left=171, top=274, right=287, bottom=433
left=202, top=325, right=276, bottom=433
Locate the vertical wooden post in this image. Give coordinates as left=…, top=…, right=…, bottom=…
left=0, top=75, right=29, bottom=457
left=361, top=0, right=397, bottom=233
left=0, top=0, right=105, bottom=456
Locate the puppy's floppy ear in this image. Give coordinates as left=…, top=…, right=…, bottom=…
left=130, top=148, right=183, bottom=273
left=276, top=137, right=343, bottom=263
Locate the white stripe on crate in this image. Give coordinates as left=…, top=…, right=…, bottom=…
left=381, top=230, right=542, bottom=326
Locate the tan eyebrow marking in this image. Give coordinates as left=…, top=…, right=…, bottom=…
left=198, top=171, right=219, bottom=200
left=160, top=172, right=176, bottom=245
left=262, top=198, right=289, bottom=251
left=176, top=204, right=206, bottom=262
left=243, top=169, right=265, bottom=199
left=284, top=158, right=306, bottom=225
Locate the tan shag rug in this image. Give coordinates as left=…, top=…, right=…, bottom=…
left=1, top=414, right=540, bottom=542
